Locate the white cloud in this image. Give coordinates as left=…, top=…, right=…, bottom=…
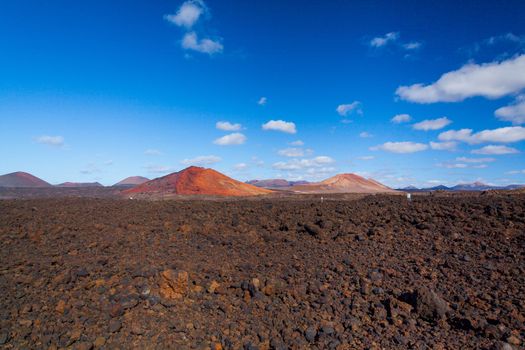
left=391, top=114, right=411, bottom=123
left=164, top=0, right=206, bottom=28
left=438, top=126, right=525, bottom=144
left=35, top=135, right=64, bottom=147
left=182, top=32, right=223, bottom=55
left=495, top=96, right=525, bottom=124
left=277, top=147, right=312, bottom=157
left=471, top=145, right=520, bottom=155
left=413, top=117, right=452, bottom=131
left=277, top=148, right=307, bottom=157
left=430, top=141, right=457, bottom=151
left=262, top=120, right=297, bottom=134
left=371, top=141, right=428, bottom=153
left=272, top=156, right=335, bottom=171
left=359, top=131, right=372, bottom=138
left=181, top=155, right=221, bottom=166
left=144, top=165, right=174, bottom=174
left=456, top=157, right=495, bottom=163
left=234, top=163, right=248, bottom=171
left=258, top=97, right=267, bottom=105
left=507, top=169, right=525, bottom=175
left=438, top=129, right=474, bottom=143
left=370, top=32, right=399, bottom=47
left=369, top=32, right=421, bottom=52
left=403, top=42, right=422, bottom=50
left=290, top=140, right=304, bottom=146
left=437, top=162, right=468, bottom=169
left=213, top=132, right=246, bottom=145
left=336, top=101, right=362, bottom=116
left=144, top=149, right=162, bottom=156
left=251, top=156, right=264, bottom=167
left=487, top=33, right=525, bottom=46
left=358, top=156, right=375, bottom=160
left=436, top=159, right=491, bottom=169
left=216, top=121, right=242, bottom=131
left=396, top=54, right=525, bottom=103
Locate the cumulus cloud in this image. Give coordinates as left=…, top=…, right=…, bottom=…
left=359, top=132, right=372, bottom=138
left=413, top=117, right=452, bottom=131
left=272, top=156, right=335, bottom=171
left=430, top=141, right=457, bottom=151
left=181, top=155, right=221, bottom=166
left=213, top=132, right=246, bottom=145
left=262, top=120, right=297, bottom=134
left=438, top=126, right=525, bottom=144
left=290, top=140, right=304, bottom=146
left=391, top=114, right=411, bottom=123
left=371, top=141, right=428, bottom=153
left=456, top=157, right=496, bottom=163
left=234, top=163, right=248, bottom=171
left=164, top=0, right=223, bottom=56
left=278, top=149, right=301, bottom=158
left=370, top=32, right=399, bottom=47
left=277, top=148, right=309, bottom=157
left=144, top=149, right=162, bottom=156
left=216, top=121, right=242, bottom=131
left=495, top=96, right=525, bottom=124
left=403, top=42, right=422, bottom=50
left=369, top=32, right=421, bottom=53
left=358, top=156, right=375, bottom=160
left=164, top=0, right=206, bottom=28
left=436, top=162, right=488, bottom=169
left=144, top=165, right=174, bottom=174
left=396, top=54, right=525, bottom=103
left=182, top=32, right=223, bottom=54
left=507, top=169, right=525, bottom=175
left=471, top=145, right=520, bottom=155
left=336, top=101, right=362, bottom=117
left=35, top=135, right=64, bottom=147
left=258, top=97, right=267, bottom=105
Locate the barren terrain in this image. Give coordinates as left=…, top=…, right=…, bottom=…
left=0, top=194, right=524, bottom=349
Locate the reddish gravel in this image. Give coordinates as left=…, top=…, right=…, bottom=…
left=0, top=193, right=524, bottom=349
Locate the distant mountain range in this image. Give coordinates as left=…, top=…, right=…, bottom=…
left=0, top=172, right=147, bottom=188
left=398, top=181, right=525, bottom=192
left=246, top=179, right=310, bottom=188
left=1, top=170, right=523, bottom=195
left=57, top=182, right=103, bottom=188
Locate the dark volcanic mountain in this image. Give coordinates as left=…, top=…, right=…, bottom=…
left=246, top=179, right=310, bottom=189
left=124, top=166, right=273, bottom=197
left=113, top=176, right=150, bottom=187
left=56, top=182, right=104, bottom=188
left=0, top=171, right=51, bottom=188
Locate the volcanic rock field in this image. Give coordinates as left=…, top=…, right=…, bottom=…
left=0, top=193, right=524, bottom=349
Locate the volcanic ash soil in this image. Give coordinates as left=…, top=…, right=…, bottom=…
left=0, top=195, right=524, bottom=349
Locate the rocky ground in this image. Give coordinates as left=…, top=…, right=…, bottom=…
left=0, top=194, right=524, bottom=349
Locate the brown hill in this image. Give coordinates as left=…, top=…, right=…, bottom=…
left=57, top=182, right=104, bottom=188
left=0, top=171, right=51, bottom=188
left=114, top=176, right=150, bottom=187
left=290, top=173, right=396, bottom=193
left=124, top=166, right=273, bottom=196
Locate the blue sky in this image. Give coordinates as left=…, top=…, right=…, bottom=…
left=1, top=0, right=525, bottom=187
